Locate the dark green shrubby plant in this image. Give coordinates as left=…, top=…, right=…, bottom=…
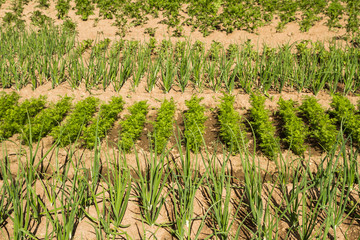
left=74, top=0, right=94, bottom=21
left=82, top=96, right=125, bottom=148
left=51, top=96, right=99, bottom=147
left=277, top=97, right=308, bottom=156
left=300, top=96, right=338, bottom=151
left=218, top=94, right=247, bottom=154
left=152, top=98, right=176, bottom=154
left=56, top=0, right=70, bottom=19
left=22, top=96, right=72, bottom=143
left=119, top=101, right=149, bottom=152
left=330, top=94, right=360, bottom=144
left=184, top=95, right=207, bottom=152
left=0, top=92, right=20, bottom=121
left=0, top=96, right=47, bottom=140
left=250, top=94, right=279, bottom=159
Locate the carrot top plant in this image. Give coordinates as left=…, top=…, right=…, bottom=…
left=300, top=96, right=338, bottom=151
left=152, top=98, right=176, bottom=154
left=330, top=94, right=360, bottom=144
left=22, top=96, right=72, bottom=143
left=0, top=96, right=47, bottom=140
left=119, top=101, right=149, bottom=152
left=277, top=97, right=308, bottom=156
left=0, top=91, right=20, bottom=121
left=250, top=93, right=279, bottom=159
left=51, top=96, right=99, bottom=147
left=218, top=94, right=247, bottom=154
left=184, top=95, right=207, bottom=152
left=82, top=96, right=125, bottom=148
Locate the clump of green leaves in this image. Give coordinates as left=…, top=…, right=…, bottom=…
left=82, top=96, right=125, bottom=148
left=330, top=94, right=360, bottom=143
left=51, top=96, right=99, bottom=147
left=218, top=94, right=247, bottom=153
left=74, top=0, right=94, bottom=21
left=152, top=98, right=176, bottom=154
left=56, top=0, right=70, bottom=19
left=119, top=101, right=149, bottom=152
left=250, top=94, right=279, bottom=159
left=22, top=96, right=72, bottom=143
left=0, top=96, right=47, bottom=140
left=0, top=92, right=20, bottom=121
left=277, top=97, right=308, bottom=156
left=184, top=95, right=207, bottom=152
left=300, top=96, right=337, bottom=151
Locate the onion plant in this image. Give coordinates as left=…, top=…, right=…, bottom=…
left=133, top=45, right=150, bottom=89
left=133, top=148, right=170, bottom=226
left=170, top=139, right=206, bottom=239
left=160, top=48, right=177, bottom=93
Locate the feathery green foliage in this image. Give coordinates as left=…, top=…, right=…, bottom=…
left=300, top=96, right=338, bottom=151
left=277, top=97, right=308, bottom=155
left=184, top=95, right=207, bottom=152
left=0, top=96, right=47, bottom=140
left=51, top=96, right=99, bottom=147
left=152, top=98, right=176, bottom=154
left=22, top=96, right=72, bottom=143
left=119, top=101, right=149, bottom=152
left=218, top=94, right=247, bottom=153
left=250, top=94, right=279, bottom=159
left=82, top=96, right=125, bottom=148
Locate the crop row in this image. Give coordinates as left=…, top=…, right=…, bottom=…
left=1, top=92, right=360, bottom=157
left=1, top=27, right=360, bottom=94
left=2, top=0, right=360, bottom=36
left=0, top=115, right=359, bottom=239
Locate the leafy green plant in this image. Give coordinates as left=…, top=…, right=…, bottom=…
left=326, top=0, right=344, bottom=29
left=51, top=96, right=99, bottom=147
left=0, top=92, right=20, bottom=121
left=250, top=94, right=279, bottom=159
left=152, top=98, right=176, bottom=154
left=330, top=94, right=360, bottom=144
left=0, top=96, right=47, bottom=140
left=74, top=0, right=94, bottom=21
left=82, top=96, right=125, bottom=148
left=218, top=94, right=247, bottom=154
left=22, top=96, right=72, bottom=143
left=184, top=95, right=207, bottom=152
left=36, top=0, right=50, bottom=9
left=277, top=97, right=308, bottom=156
left=56, top=0, right=70, bottom=19
left=119, top=101, right=149, bottom=152
left=300, top=96, right=338, bottom=151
